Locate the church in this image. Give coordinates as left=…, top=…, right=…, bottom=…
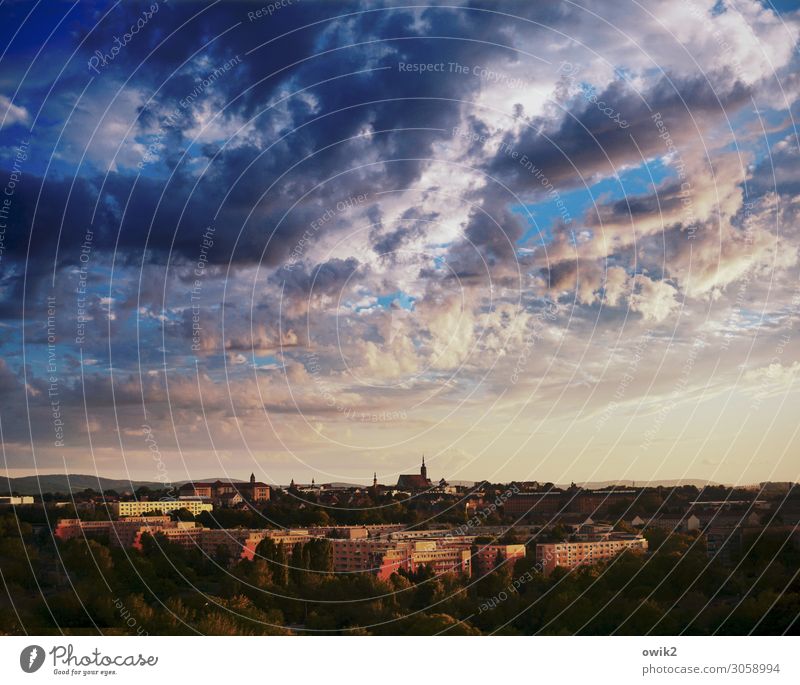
left=395, top=456, right=433, bottom=491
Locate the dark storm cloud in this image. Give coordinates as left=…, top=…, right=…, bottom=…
left=275, top=256, right=361, bottom=300
left=496, top=76, right=752, bottom=189
left=0, top=0, right=769, bottom=311
left=0, top=2, right=496, bottom=340
left=589, top=177, right=697, bottom=229
left=2, top=2, right=498, bottom=270
left=370, top=206, right=437, bottom=256
left=463, top=201, right=525, bottom=265
left=749, top=139, right=800, bottom=198
left=438, top=74, right=755, bottom=281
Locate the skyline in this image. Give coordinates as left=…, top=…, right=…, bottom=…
left=0, top=464, right=795, bottom=491
left=0, top=1, right=799, bottom=486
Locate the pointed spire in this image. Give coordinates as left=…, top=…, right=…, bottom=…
left=373, top=472, right=377, bottom=487
left=250, top=472, right=255, bottom=484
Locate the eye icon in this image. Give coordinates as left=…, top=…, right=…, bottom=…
left=20, top=645, right=45, bottom=673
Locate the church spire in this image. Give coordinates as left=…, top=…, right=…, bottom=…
left=420, top=454, right=427, bottom=481
left=373, top=472, right=377, bottom=487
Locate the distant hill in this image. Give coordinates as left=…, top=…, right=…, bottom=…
left=0, top=474, right=265, bottom=496
left=1, top=474, right=731, bottom=496
left=556, top=479, right=716, bottom=489
left=1, top=474, right=174, bottom=495
left=176, top=478, right=246, bottom=484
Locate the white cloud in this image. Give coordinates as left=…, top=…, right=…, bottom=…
left=0, top=94, right=29, bottom=128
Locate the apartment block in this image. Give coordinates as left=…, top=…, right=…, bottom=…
left=472, top=543, right=527, bottom=576
left=0, top=496, right=34, bottom=505
left=377, top=540, right=472, bottom=580
left=111, top=499, right=213, bottom=517
left=536, top=534, right=648, bottom=575
left=54, top=517, right=182, bottom=547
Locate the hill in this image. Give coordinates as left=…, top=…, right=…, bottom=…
left=556, top=479, right=716, bottom=489
left=1, top=474, right=171, bottom=495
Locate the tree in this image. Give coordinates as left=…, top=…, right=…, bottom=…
left=308, top=539, right=333, bottom=573
left=214, top=543, right=233, bottom=568
left=173, top=508, right=196, bottom=522
left=273, top=543, right=289, bottom=586
left=254, top=538, right=288, bottom=586
left=290, top=542, right=306, bottom=585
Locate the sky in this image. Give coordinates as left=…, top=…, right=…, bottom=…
left=0, top=0, right=799, bottom=487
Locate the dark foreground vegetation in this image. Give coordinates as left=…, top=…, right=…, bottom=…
left=1, top=509, right=797, bottom=635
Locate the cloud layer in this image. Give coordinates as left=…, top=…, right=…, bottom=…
left=0, top=0, right=798, bottom=486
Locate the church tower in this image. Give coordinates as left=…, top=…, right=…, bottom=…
left=373, top=472, right=378, bottom=487
left=420, top=455, right=427, bottom=481
left=250, top=472, right=256, bottom=485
